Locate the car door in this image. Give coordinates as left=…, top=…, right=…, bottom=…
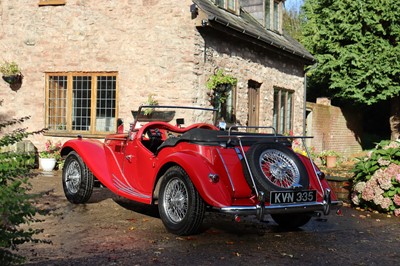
left=122, top=136, right=156, bottom=197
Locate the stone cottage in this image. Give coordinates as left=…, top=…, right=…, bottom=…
left=0, top=0, right=314, bottom=151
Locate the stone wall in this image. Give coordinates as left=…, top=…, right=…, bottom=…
left=0, top=0, right=307, bottom=151
left=0, top=0, right=198, bottom=150
left=195, top=29, right=306, bottom=134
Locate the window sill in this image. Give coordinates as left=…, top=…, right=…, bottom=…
left=44, top=131, right=107, bottom=139
left=38, top=0, right=66, bottom=6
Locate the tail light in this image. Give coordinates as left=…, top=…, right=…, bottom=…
left=316, top=170, right=326, bottom=180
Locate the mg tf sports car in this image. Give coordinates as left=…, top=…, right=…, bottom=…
left=61, top=105, right=342, bottom=235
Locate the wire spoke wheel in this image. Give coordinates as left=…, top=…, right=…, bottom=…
left=163, top=178, right=189, bottom=223
left=244, top=142, right=309, bottom=197
left=62, top=151, right=94, bottom=204
left=158, top=166, right=205, bottom=235
left=260, top=149, right=300, bottom=188
left=65, top=160, right=81, bottom=194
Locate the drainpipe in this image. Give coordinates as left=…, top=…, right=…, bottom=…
left=303, top=62, right=318, bottom=136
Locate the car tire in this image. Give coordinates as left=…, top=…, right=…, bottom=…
left=158, top=166, right=205, bottom=236
left=244, top=142, right=309, bottom=197
left=62, top=151, right=94, bottom=204
left=270, top=213, right=312, bottom=229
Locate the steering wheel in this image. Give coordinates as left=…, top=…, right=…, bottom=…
left=145, top=128, right=162, bottom=139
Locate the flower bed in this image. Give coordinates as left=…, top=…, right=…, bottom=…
left=351, top=140, right=400, bottom=216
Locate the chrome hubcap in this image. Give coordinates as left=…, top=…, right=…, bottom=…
left=163, top=178, right=188, bottom=223
left=65, top=160, right=81, bottom=194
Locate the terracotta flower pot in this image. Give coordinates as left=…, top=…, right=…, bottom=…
left=326, top=156, right=337, bottom=168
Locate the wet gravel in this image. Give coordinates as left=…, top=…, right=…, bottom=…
left=19, top=171, right=400, bottom=265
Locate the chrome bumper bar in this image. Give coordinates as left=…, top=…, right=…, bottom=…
left=213, top=200, right=343, bottom=218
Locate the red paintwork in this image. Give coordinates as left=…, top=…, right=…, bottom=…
left=61, top=120, right=338, bottom=209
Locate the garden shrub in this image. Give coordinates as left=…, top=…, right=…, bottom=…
left=0, top=102, right=47, bottom=264
left=351, top=140, right=400, bottom=216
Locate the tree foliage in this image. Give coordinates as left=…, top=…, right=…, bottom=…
left=283, top=8, right=303, bottom=42
left=301, top=0, right=400, bottom=105
left=0, top=100, right=47, bottom=264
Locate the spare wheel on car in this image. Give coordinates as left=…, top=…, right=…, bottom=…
left=244, top=142, right=309, bottom=197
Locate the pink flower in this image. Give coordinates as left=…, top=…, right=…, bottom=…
left=394, top=194, right=400, bottom=206
left=385, top=163, right=400, bottom=177
left=373, top=194, right=384, bottom=206
left=394, top=209, right=400, bottom=217
left=351, top=192, right=360, bottom=205
left=361, top=185, right=375, bottom=201
left=377, top=158, right=390, bottom=166
left=396, top=174, right=400, bottom=183
left=377, top=175, right=392, bottom=190
left=353, top=182, right=366, bottom=193
left=380, top=197, right=392, bottom=210
left=384, top=141, right=400, bottom=149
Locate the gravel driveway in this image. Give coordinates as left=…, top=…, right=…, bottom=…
left=19, top=171, right=400, bottom=265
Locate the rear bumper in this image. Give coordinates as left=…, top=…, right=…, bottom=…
left=213, top=188, right=342, bottom=219
left=213, top=200, right=343, bottom=218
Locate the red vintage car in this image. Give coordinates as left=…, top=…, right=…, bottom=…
left=61, top=105, right=342, bottom=235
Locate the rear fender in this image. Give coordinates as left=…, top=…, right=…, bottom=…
left=298, top=154, right=338, bottom=201
left=156, top=151, right=233, bottom=208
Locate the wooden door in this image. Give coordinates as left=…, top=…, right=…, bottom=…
left=248, top=81, right=260, bottom=129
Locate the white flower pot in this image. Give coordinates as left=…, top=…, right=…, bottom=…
left=40, top=158, right=57, bottom=171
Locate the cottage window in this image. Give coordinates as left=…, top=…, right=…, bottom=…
left=215, top=0, right=239, bottom=14
left=240, top=0, right=282, bottom=32
left=45, top=72, right=118, bottom=136
left=265, top=0, right=282, bottom=32
left=273, top=88, right=293, bottom=134
left=214, top=86, right=236, bottom=125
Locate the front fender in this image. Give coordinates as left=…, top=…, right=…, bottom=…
left=61, top=138, right=112, bottom=185
left=157, top=151, right=233, bottom=208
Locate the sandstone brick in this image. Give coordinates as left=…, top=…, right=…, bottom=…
left=1, top=0, right=308, bottom=151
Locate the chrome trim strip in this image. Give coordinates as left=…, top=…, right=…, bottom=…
left=216, top=148, right=235, bottom=193
left=112, top=175, right=151, bottom=199
left=238, top=138, right=260, bottom=197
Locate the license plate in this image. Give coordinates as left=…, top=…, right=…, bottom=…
left=270, top=190, right=316, bottom=204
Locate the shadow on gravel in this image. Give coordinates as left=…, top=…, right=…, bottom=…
left=112, top=195, right=160, bottom=218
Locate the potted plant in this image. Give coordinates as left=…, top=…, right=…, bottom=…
left=143, top=94, right=159, bottom=116
left=206, top=69, right=237, bottom=106
left=131, top=94, right=175, bottom=122
left=39, top=140, right=62, bottom=171
left=0, top=61, right=22, bottom=84
left=319, top=150, right=339, bottom=168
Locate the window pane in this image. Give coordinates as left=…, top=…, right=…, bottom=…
left=273, top=1, right=279, bottom=31
left=96, top=76, right=116, bottom=132
left=48, top=76, right=67, bottom=131
left=273, top=89, right=279, bottom=131
left=213, top=84, right=235, bottom=124
left=72, top=76, right=92, bottom=131
left=225, top=89, right=233, bottom=122
left=217, top=0, right=225, bottom=8
left=265, top=0, right=271, bottom=29
left=273, top=89, right=293, bottom=134
left=286, top=92, right=293, bottom=132
left=227, top=0, right=235, bottom=10
left=280, top=91, right=285, bottom=133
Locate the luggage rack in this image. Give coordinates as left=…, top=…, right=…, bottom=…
left=217, top=125, right=323, bottom=200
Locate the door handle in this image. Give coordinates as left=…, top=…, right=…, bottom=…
left=125, top=155, right=133, bottom=162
